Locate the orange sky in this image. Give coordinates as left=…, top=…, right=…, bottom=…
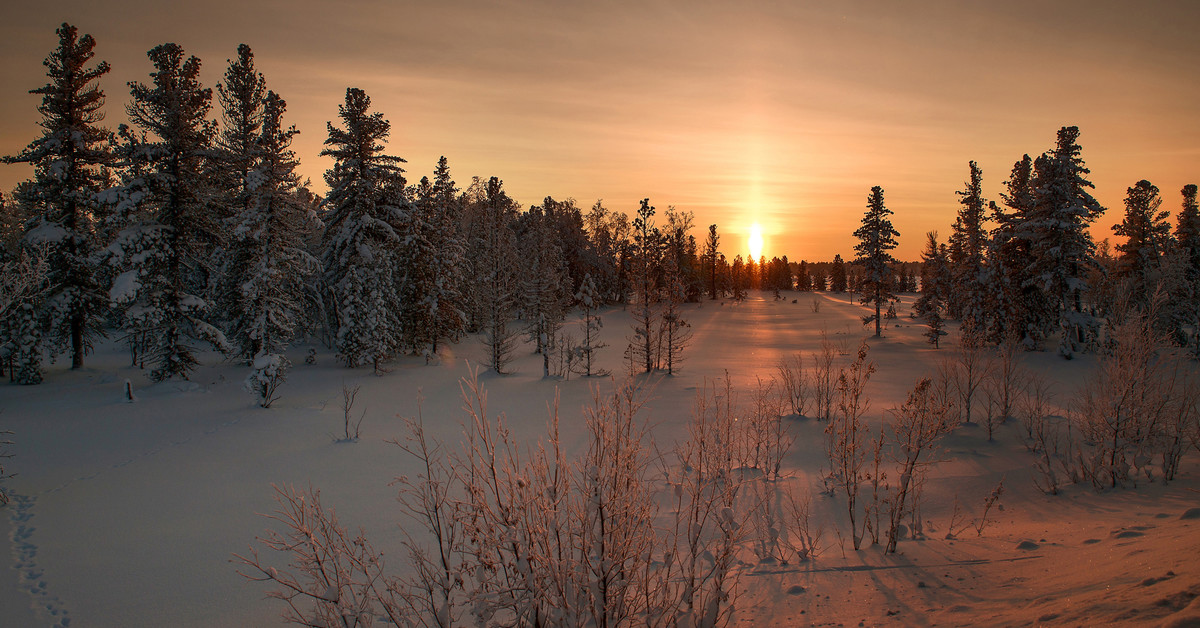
left=2, top=1, right=1198, bottom=260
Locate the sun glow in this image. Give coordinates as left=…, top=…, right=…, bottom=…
left=748, top=223, right=764, bottom=260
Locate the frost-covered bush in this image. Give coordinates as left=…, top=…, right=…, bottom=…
left=1071, top=304, right=1197, bottom=488
left=240, top=373, right=755, bottom=628
left=243, top=353, right=290, bottom=408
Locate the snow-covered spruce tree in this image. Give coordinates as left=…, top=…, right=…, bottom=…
left=853, top=186, right=900, bottom=338
left=110, top=43, right=228, bottom=381
left=704, top=223, right=721, bottom=299
left=829, top=254, right=847, bottom=292
left=658, top=252, right=693, bottom=375
left=319, top=88, right=407, bottom=370
left=421, top=157, right=465, bottom=358
left=519, top=202, right=569, bottom=377
left=399, top=175, right=440, bottom=357
left=1113, top=179, right=1172, bottom=309
left=1179, top=184, right=1200, bottom=276
left=915, top=231, right=947, bottom=318
left=4, top=23, right=114, bottom=373
left=992, top=154, right=1048, bottom=347
left=574, top=272, right=607, bottom=376
left=1173, top=184, right=1200, bottom=354
left=627, top=198, right=661, bottom=372
left=234, top=92, right=321, bottom=406
left=663, top=205, right=702, bottom=303
left=471, top=177, right=520, bottom=374
left=1027, top=126, right=1105, bottom=358
left=212, top=44, right=267, bottom=338
left=949, top=161, right=989, bottom=344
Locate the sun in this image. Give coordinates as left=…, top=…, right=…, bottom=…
left=748, top=223, right=764, bottom=260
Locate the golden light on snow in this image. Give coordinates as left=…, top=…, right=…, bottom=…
left=748, top=223, right=764, bottom=260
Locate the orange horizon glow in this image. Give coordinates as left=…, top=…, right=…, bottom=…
left=2, top=2, right=1198, bottom=261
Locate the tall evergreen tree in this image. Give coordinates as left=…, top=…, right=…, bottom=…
left=4, top=23, right=114, bottom=374
left=1113, top=179, right=1172, bottom=306
left=1178, top=184, right=1200, bottom=275
left=796, top=260, right=812, bottom=291
left=228, top=91, right=320, bottom=362
left=403, top=157, right=465, bottom=359
left=520, top=202, right=569, bottom=377
left=1027, top=126, right=1105, bottom=357
left=704, top=224, right=720, bottom=299
left=574, top=272, right=607, bottom=377
left=992, top=155, right=1048, bottom=346
left=915, top=231, right=948, bottom=318
left=829, top=254, right=847, bottom=292
left=213, top=44, right=267, bottom=327
left=110, top=43, right=226, bottom=381
left=319, top=88, right=407, bottom=369
left=853, top=186, right=899, bottom=337
left=473, top=177, right=520, bottom=373
left=950, top=161, right=989, bottom=343
left=628, top=199, right=661, bottom=372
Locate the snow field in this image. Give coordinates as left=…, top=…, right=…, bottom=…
left=1, top=291, right=1198, bottom=626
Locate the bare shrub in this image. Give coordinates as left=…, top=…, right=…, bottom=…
left=812, top=331, right=838, bottom=421
left=387, top=405, right=468, bottom=627
left=1158, top=361, right=1199, bottom=482
left=776, top=353, right=809, bottom=417
left=945, top=340, right=993, bottom=426
left=825, top=341, right=874, bottom=550
left=234, top=484, right=402, bottom=627
left=1071, top=301, right=1184, bottom=489
left=945, top=478, right=1005, bottom=539
left=664, top=379, right=748, bottom=626
left=883, top=378, right=955, bottom=553
left=782, top=486, right=824, bottom=561
left=732, top=376, right=793, bottom=480
left=338, top=383, right=365, bottom=442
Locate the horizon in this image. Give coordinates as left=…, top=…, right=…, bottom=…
left=2, top=1, right=1198, bottom=260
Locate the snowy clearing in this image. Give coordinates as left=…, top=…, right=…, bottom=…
left=2, top=292, right=1199, bottom=627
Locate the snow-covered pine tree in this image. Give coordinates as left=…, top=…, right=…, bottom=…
left=213, top=44, right=267, bottom=337
left=853, top=185, right=900, bottom=337
left=399, top=175, right=439, bottom=355
left=109, top=43, right=228, bottom=381
left=730, top=254, right=748, bottom=301
left=628, top=199, right=661, bottom=372
left=1174, top=184, right=1200, bottom=354
left=796, top=260, right=811, bottom=291
left=1179, top=184, right=1200, bottom=276
left=231, top=91, right=320, bottom=402
left=4, top=23, right=115, bottom=373
left=1113, top=179, right=1172, bottom=308
left=915, top=231, right=948, bottom=319
left=658, top=252, right=693, bottom=375
left=519, top=202, right=569, bottom=378
left=574, top=272, right=607, bottom=376
left=704, top=224, right=721, bottom=299
left=663, top=206, right=702, bottom=302
left=427, top=156, right=466, bottom=355
left=830, top=254, right=847, bottom=292
left=319, top=88, right=407, bottom=370
left=1026, top=126, right=1105, bottom=358
left=950, top=161, right=989, bottom=344
left=993, top=154, right=1049, bottom=347
left=472, top=177, right=520, bottom=374
left=924, top=307, right=945, bottom=348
